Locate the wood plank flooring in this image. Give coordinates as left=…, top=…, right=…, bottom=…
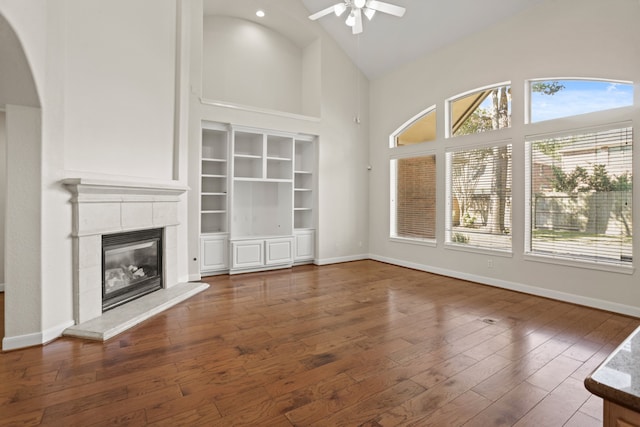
left=0, top=260, right=637, bottom=426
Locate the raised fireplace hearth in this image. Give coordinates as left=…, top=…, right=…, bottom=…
left=62, top=178, right=208, bottom=340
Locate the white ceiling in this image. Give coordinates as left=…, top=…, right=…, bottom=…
left=204, top=0, right=547, bottom=79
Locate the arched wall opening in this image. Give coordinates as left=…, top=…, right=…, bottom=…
left=0, top=12, right=43, bottom=350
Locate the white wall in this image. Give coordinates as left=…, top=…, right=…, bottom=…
left=0, top=111, right=7, bottom=291
left=0, top=0, right=190, bottom=349
left=63, top=0, right=177, bottom=180
left=317, top=39, right=370, bottom=263
left=0, top=112, right=5, bottom=287
left=369, top=0, right=640, bottom=315
left=5, top=104, right=42, bottom=342
left=188, top=0, right=370, bottom=278
left=202, top=16, right=306, bottom=115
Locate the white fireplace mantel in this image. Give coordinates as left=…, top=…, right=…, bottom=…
left=61, top=178, right=207, bottom=340
left=63, top=178, right=190, bottom=237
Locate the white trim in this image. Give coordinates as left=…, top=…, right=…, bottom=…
left=389, top=237, right=437, bottom=247
left=523, top=253, right=634, bottom=275
left=389, top=104, right=436, bottom=148
left=444, top=243, right=513, bottom=258
left=389, top=148, right=437, bottom=160
left=200, top=98, right=321, bottom=123
left=315, top=254, right=369, bottom=266
left=369, top=253, right=640, bottom=318
left=2, top=320, right=75, bottom=351
left=444, top=138, right=512, bottom=153
left=0, top=283, right=4, bottom=292
left=524, top=120, right=633, bottom=142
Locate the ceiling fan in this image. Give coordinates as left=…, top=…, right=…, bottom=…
left=309, top=0, right=406, bottom=35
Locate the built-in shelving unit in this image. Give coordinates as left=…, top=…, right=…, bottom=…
left=200, top=124, right=229, bottom=274
left=199, top=122, right=316, bottom=276
left=293, top=137, right=316, bottom=262
left=229, top=127, right=295, bottom=273
left=201, top=126, right=228, bottom=234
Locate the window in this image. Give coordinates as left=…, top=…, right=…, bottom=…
left=393, top=107, right=436, bottom=147
left=391, top=155, right=436, bottom=241
left=450, top=83, right=511, bottom=137
left=529, top=79, right=633, bottom=123
left=446, top=143, right=512, bottom=251
left=526, top=125, right=632, bottom=265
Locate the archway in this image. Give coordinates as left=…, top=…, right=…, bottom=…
left=0, top=12, right=42, bottom=349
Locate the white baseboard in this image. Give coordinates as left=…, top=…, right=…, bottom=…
left=188, top=273, right=202, bottom=282
left=370, top=253, right=640, bottom=318
left=315, top=253, right=369, bottom=266
left=2, top=320, right=75, bottom=351
left=0, top=283, right=4, bottom=292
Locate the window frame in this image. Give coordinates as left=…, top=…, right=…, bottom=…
left=445, top=139, right=514, bottom=255
left=446, top=81, right=512, bottom=139
left=390, top=105, right=437, bottom=148
left=390, top=150, right=438, bottom=246
left=526, top=77, right=634, bottom=125
left=524, top=120, right=634, bottom=274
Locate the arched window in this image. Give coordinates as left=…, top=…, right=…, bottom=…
left=391, top=106, right=436, bottom=147
left=448, top=83, right=511, bottom=137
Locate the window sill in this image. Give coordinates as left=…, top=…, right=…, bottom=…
left=523, top=253, right=634, bottom=275
left=444, top=242, right=513, bottom=258
left=389, top=236, right=437, bottom=247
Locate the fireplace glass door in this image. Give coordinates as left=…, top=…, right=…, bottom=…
left=102, top=228, right=163, bottom=311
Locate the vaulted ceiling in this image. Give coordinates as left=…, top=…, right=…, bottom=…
left=204, top=0, right=546, bottom=79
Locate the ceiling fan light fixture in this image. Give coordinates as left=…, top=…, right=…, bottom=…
left=308, top=0, right=406, bottom=34
left=345, top=10, right=356, bottom=27
left=334, top=3, right=347, bottom=16
left=364, top=7, right=376, bottom=20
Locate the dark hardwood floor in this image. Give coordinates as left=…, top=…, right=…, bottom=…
left=0, top=260, right=636, bottom=426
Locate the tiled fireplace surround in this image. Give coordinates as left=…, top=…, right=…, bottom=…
left=62, top=178, right=208, bottom=340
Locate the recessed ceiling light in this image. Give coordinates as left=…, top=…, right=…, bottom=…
left=256, top=10, right=265, bottom=18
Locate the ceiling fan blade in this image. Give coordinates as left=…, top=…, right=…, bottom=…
left=309, top=3, right=342, bottom=20
left=366, top=0, right=406, bottom=17
left=353, top=8, right=363, bottom=34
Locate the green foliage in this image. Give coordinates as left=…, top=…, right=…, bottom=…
left=534, top=139, right=564, bottom=160
left=462, top=212, right=476, bottom=227
left=451, top=233, right=470, bottom=244
left=455, top=108, right=493, bottom=136
left=588, top=164, right=613, bottom=191
left=551, top=165, right=588, bottom=193
left=551, top=164, right=632, bottom=193
left=613, top=172, right=632, bottom=191
left=532, top=81, right=565, bottom=96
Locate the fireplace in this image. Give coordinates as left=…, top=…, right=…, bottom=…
left=63, top=178, right=208, bottom=336
left=102, top=228, right=163, bottom=311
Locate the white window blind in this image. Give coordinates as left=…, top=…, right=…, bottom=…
left=446, top=143, right=512, bottom=251
left=391, top=155, right=437, bottom=240
left=527, top=126, right=633, bottom=265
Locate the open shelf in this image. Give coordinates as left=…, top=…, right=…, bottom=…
left=201, top=126, right=228, bottom=235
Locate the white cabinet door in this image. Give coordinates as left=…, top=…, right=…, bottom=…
left=294, top=230, right=315, bottom=261
left=200, top=235, right=228, bottom=272
left=265, top=238, right=294, bottom=265
left=231, top=240, right=264, bottom=269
